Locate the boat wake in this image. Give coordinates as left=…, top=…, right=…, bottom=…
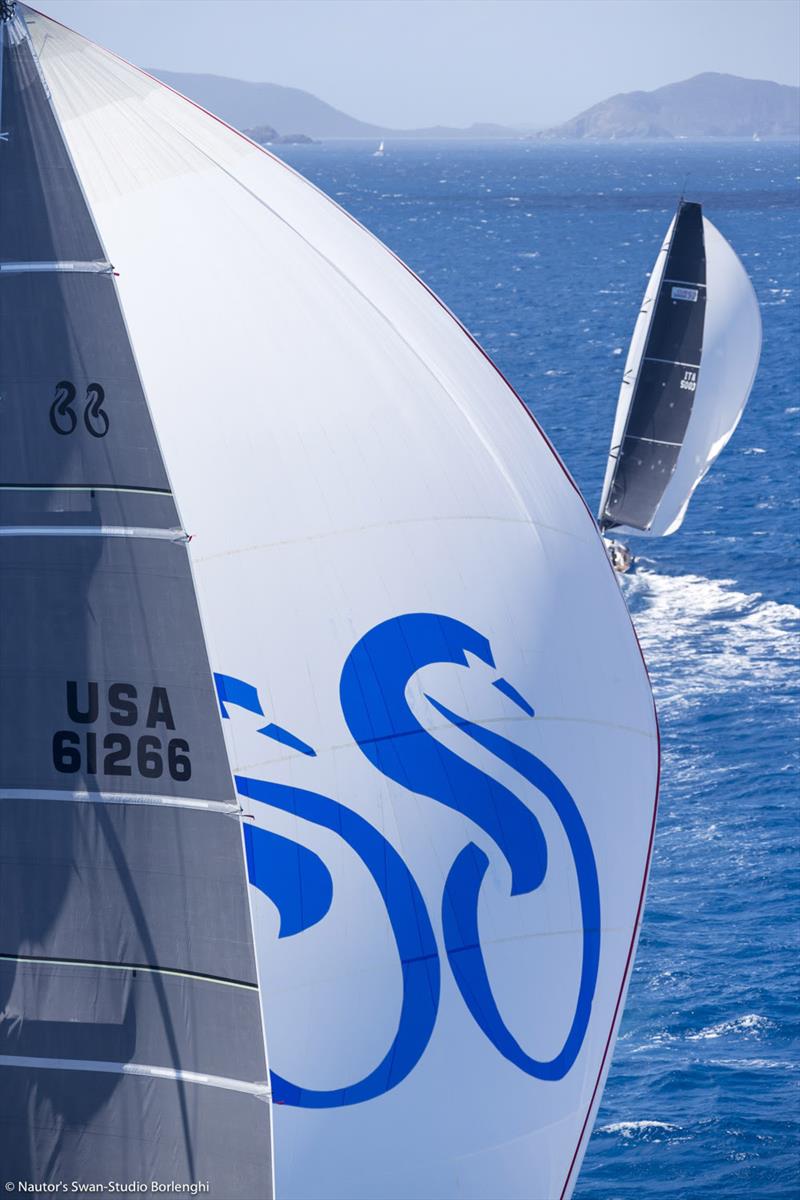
left=621, top=568, right=800, bottom=711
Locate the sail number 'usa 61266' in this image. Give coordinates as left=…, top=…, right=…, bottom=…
left=52, top=681, right=191, bottom=781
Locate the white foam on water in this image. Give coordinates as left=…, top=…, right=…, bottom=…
left=705, top=1057, right=799, bottom=1071
left=598, top=1121, right=679, bottom=1138
left=686, top=1014, right=773, bottom=1041
left=621, top=570, right=800, bottom=712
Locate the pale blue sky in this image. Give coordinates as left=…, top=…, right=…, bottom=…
left=34, top=0, right=800, bottom=128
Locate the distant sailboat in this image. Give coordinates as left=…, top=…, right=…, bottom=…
left=599, top=199, right=761, bottom=569
left=373, top=138, right=385, bottom=156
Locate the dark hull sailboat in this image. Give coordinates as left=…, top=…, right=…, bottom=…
left=599, top=200, right=761, bottom=561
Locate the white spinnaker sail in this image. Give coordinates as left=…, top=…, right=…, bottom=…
left=599, top=213, right=761, bottom=538
left=24, top=7, right=658, bottom=1199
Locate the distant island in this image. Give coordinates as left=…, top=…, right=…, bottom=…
left=535, top=73, right=800, bottom=140
left=151, top=68, right=799, bottom=142
left=243, top=124, right=316, bottom=146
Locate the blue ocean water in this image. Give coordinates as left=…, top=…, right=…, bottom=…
left=272, top=139, right=800, bottom=1198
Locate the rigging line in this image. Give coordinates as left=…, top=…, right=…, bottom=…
left=0, top=787, right=240, bottom=815
left=0, top=952, right=258, bottom=991
left=0, top=11, right=5, bottom=143
left=0, top=1055, right=271, bottom=1099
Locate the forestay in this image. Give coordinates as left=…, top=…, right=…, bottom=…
left=599, top=201, right=761, bottom=537
left=14, top=5, right=659, bottom=1198
left=0, top=5, right=272, bottom=1195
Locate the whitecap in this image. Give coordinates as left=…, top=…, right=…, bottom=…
left=598, top=1120, right=679, bottom=1138
left=686, top=1013, right=773, bottom=1041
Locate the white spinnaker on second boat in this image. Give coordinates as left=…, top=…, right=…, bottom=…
left=25, top=7, right=658, bottom=1199
left=657, top=218, right=761, bottom=535
left=600, top=214, right=761, bottom=539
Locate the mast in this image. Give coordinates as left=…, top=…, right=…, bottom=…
left=0, top=5, right=272, bottom=1193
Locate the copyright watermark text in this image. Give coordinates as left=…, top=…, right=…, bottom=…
left=4, top=1185, right=210, bottom=1195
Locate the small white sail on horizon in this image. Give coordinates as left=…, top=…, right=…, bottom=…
left=373, top=138, right=385, bottom=156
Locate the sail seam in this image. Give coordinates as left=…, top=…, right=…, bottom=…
left=0, top=952, right=257, bottom=990
left=0, top=786, right=239, bottom=814
left=0, top=1054, right=270, bottom=1098
left=662, top=278, right=706, bottom=288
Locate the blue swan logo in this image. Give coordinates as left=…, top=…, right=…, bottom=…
left=220, top=613, right=600, bottom=1107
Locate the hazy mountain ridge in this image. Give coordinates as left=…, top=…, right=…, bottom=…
left=152, top=68, right=798, bottom=142
left=150, top=69, right=519, bottom=139
left=537, top=73, right=800, bottom=140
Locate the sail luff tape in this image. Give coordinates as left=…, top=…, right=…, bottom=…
left=0, top=1055, right=271, bottom=1099
left=0, top=260, right=114, bottom=273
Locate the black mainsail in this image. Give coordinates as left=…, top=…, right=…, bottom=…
left=600, top=201, right=707, bottom=533
left=0, top=6, right=272, bottom=1192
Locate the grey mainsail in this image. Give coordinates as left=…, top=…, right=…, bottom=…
left=0, top=7, right=272, bottom=1193
left=600, top=200, right=707, bottom=532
